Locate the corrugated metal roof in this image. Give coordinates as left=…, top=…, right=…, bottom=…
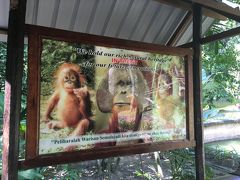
left=0, top=0, right=9, bottom=29
left=1, top=0, right=216, bottom=46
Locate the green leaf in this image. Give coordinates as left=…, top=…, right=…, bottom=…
left=18, top=169, right=43, bottom=180
left=0, top=92, right=4, bottom=117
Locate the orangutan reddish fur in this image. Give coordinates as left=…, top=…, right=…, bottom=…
left=44, top=63, right=92, bottom=136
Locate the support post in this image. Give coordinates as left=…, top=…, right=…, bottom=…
left=192, top=3, right=205, bottom=180
left=2, top=0, right=27, bottom=179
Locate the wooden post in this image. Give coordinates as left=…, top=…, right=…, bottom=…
left=2, top=0, right=27, bottom=179
left=192, top=3, right=205, bottom=180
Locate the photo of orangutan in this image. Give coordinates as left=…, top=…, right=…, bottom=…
left=95, top=66, right=149, bottom=146
left=37, top=39, right=188, bottom=154
left=43, top=63, right=93, bottom=136
left=155, top=70, right=179, bottom=129
left=38, top=39, right=98, bottom=154
left=97, top=67, right=147, bottom=131
left=152, top=58, right=186, bottom=141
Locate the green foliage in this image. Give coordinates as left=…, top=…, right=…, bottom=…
left=230, top=0, right=240, bottom=4
left=0, top=42, right=27, bottom=129
left=22, top=45, right=28, bottom=96
left=163, top=148, right=196, bottom=180
left=18, top=169, right=43, bottom=180
left=205, top=145, right=240, bottom=165
left=0, top=42, right=7, bottom=92
left=163, top=148, right=215, bottom=180
left=97, top=157, right=121, bottom=174
left=202, top=20, right=240, bottom=109
left=0, top=41, right=28, bottom=94
left=135, top=170, right=153, bottom=179
left=0, top=92, right=4, bottom=118
left=205, top=165, right=214, bottom=180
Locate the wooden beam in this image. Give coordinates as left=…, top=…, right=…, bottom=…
left=178, top=41, right=193, bottom=48
left=192, top=3, right=205, bottom=180
left=179, top=26, right=240, bottom=47
left=166, top=11, right=192, bottom=46
left=20, top=140, right=196, bottom=169
left=154, top=0, right=190, bottom=10
left=189, top=0, right=240, bottom=22
left=2, top=0, right=27, bottom=179
left=154, top=0, right=227, bottom=20
left=0, top=28, right=8, bottom=35
left=201, top=26, right=240, bottom=44
left=10, top=0, right=19, bottom=9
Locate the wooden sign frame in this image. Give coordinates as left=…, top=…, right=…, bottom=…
left=21, top=24, right=195, bottom=169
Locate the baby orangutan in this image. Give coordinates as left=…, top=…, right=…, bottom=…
left=155, top=70, right=185, bottom=129
left=43, top=63, right=92, bottom=136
